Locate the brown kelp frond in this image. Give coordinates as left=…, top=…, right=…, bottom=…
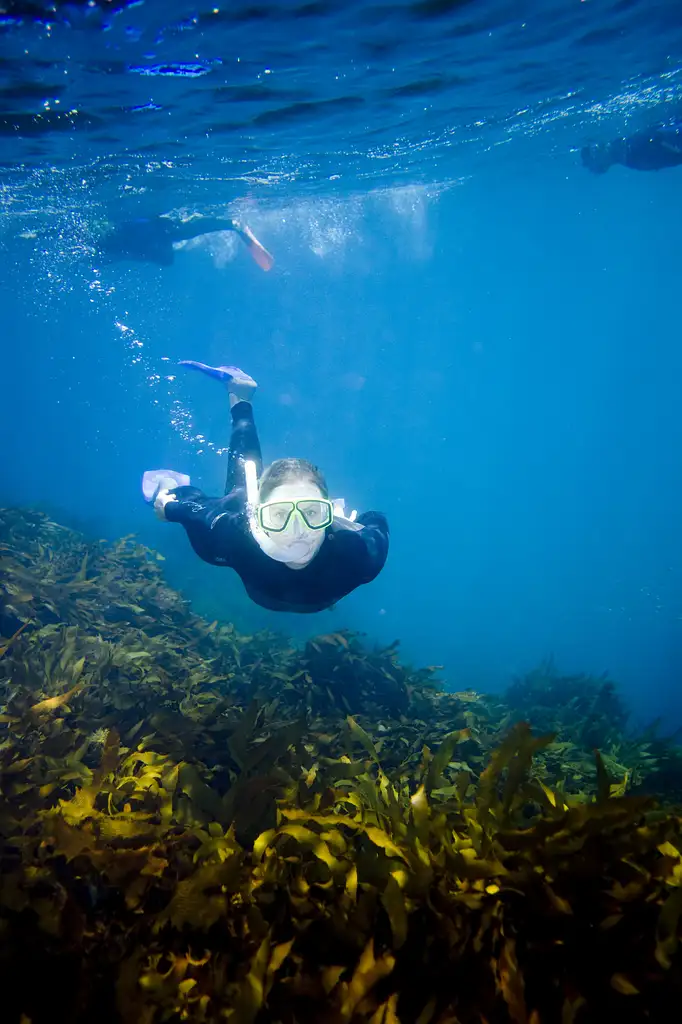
left=1, top=507, right=682, bottom=1023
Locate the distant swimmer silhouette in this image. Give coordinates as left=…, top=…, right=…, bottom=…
left=99, top=214, right=274, bottom=270
left=141, top=363, right=389, bottom=613
left=581, top=121, right=682, bottom=174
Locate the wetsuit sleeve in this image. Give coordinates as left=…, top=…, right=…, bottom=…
left=162, top=485, right=246, bottom=568
left=335, top=511, right=389, bottom=583
left=161, top=486, right=222, bottom=528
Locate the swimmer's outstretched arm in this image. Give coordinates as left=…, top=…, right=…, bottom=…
left=168, top=216, right=274, bottom=271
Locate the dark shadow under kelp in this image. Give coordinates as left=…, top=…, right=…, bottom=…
left=1, top=507, right=682, bottom=1023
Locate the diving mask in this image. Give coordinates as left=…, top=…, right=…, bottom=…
left=258, top=497, right=333, bottom=533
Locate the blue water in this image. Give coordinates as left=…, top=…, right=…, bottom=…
left=2, top=0, right=682, bottom=728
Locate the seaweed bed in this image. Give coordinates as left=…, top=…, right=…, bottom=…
left=2, top=507, right=682, bottom=1023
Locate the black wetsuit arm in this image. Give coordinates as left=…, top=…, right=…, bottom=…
left=334, top=511, right=390, bottom=583
left=163, top=485, right=247, bottom=567
left=162, top=486, right=221, bottom=528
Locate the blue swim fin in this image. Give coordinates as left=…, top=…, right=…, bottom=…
left=179, top=361, right=257, bottom=400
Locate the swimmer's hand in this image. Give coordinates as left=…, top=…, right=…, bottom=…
left=333, top=500, right=362, bottom=531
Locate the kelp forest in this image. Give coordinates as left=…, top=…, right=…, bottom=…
left=1, top=506, right=682, bottom=1024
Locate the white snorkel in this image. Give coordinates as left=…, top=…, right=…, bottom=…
left=244, top=458, right=260, bottom=530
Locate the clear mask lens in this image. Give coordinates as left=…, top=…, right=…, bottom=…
left=260, top=501, right=294, bottom=532
left=297, top=500, right=333, bottom=529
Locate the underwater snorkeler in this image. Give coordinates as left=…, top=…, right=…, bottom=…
left=99, top=214, right=274, bottom=271
left=581, top=121, right=682, bottom=174
left=141, top=364, right=389, bottom=613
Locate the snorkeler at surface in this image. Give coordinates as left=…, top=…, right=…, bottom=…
left=142, top=364, right=389, bottom=613
left=581, top=121, right=682, bottom=174
left=100, top=214, right=274, bottom=271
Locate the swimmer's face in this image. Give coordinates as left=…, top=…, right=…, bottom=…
left=254, top=478, right=328, bottom=566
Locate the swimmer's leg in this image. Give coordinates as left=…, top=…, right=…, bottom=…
left=232, top=223, right=275, bottom=272
left=169, top=216, right=274, bottom=271
left=225, top=400, right=263, bottom=495
left=178, top=361, right=261, bottom=493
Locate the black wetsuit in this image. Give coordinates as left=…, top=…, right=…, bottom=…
left=582, top=121, right=682, bottom=174
left=617, top=125, right=682, bottom=171
left=164, top=403, right=390, bottom=613
left=100, top=215, right=238, bottom=266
